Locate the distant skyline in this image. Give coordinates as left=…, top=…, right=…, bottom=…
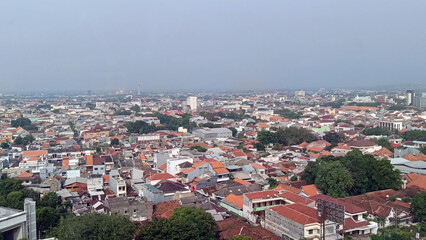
left=1, top=1, right=426, bottom=92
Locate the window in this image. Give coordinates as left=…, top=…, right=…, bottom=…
left=308, top=230, right=313, bottom=235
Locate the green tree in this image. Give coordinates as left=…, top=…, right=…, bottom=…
left=402, top=130, right=426, bottom=141
left=362, top=127, right=391, bottom=136
left=375, top=138, right=392, bottom=151
left=130, top=105, right=141, bottom=112
left=11, top=117, right=38, bottom=131
left=276, top=127, right=316, bottom=146
left=257, top=130, right=276, bottom=145
left=137, top=207, right=218, bottom=240
left=52, top=213, right=136, bottom=240
left=274, top=109, right=303, bottom=119
left=323, top=132, right=344, bottom=145
left=110, top=138, right=120, bottom=146
left=228, top=127, right=238, bottom=137
left=37, top=207, right=61, bottom=235
left=411, top=192, right=426, bottom=221
left=11, top=117, right=32, bottom=128
left=267, top=178, right=278, bottom=189
left=1, top=142, right=10, bottom=149
left=190, top=145, right=207, bottom=152
left=39, top=192, right=61, bottom=208
left=254, top=142, right=265, bottom=151
left=229, top=236, right=251, bottom=240
left=315, top=161, right=354, bottom=198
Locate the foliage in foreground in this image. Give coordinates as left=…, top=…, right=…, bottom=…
left=137, top=207, right=218, bottom=240
left=51, top=213, right=136, bottom=240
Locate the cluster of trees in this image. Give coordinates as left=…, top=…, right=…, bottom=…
left=0, top=176, right=39, bottom=210
left=130, top=104, right=141, bottom=112
left=200, top=111, right=250, bottom=121
left=0, top=176, right=70, bottom=237
left=322, top=99, right=345, bottom=109
left=13, top=135, right=35, bottom=145
left=110, top=138, right=120, bottom=146
left=137, top=207, right=218, bottom=240
left=125, top=121, right=157, bottom=134
left=190, top=145, right=207, bottom=152
left=361, top=127, right=391, bottom=136
left=302, top=150, right=402, bottom=198
left=401, top=130, right=426, bottom=141
left=257, top=127, right=317, bottom=150
left=125, top=113, right=197, bottom=134
left=274, top=109, right=303, bottom=119
left=114, top=108, right=132, bottom=115
left=323, top=132, right=345, bottom=147
left=11, top=117, right=38, bottom=131
left=1, top=142, right=9, bottom=149
left=51, top=213, right=136, bottom=240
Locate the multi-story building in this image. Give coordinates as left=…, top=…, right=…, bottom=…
left=379, top=120, right=403, bottom=131
left=192, top=128, right=232, bottom=141
left=104, top=196, right=153, bottom=221
left=406, top=89, right=415, bottom=105
left=187, top=96, right=198, bottom=112
left=0, top=198, right=36, bottom=240
left=109, top=176, right=126, bottom=197
left=413, top=92, right=426, bottom=109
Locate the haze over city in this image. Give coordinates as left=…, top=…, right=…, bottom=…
left=1, top=0, right=426, bottom=92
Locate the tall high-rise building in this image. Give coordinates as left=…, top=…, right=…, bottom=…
left=406, top=89, right=415, bottom=105
left=413, top=92, right=426, bottom=110
left=187, top=96, right=198, bottom=111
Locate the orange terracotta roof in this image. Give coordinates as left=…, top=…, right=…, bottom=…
left=302, top=184, right=320, bottom=196
left=234, top=178, right=251, bottom=185
left=147, top=173, right=175, bottom=181
left=214, top=168, right=229, bottom=174
left=406, top=175, right=426, bottom=191
left=18, top=172, right=34, bottom=178
left=223, top=194, right=244, bottom=208
left=103, top=175, right=110, bottom=183
left=140, top=154, right=147, bottom=160
left=251, top=163, right=265, bottom=169
left=86, top=155, right=94, bottom=166
left=23, top=150, right=47, bottom=157
left=62, top=159, right=69, bottom=170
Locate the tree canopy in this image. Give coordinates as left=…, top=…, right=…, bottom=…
left=11, top=117, right=38, bottom=131
left=302, top=150, right=402, bottom=197
left=402, top=130, right=426, bottom=141
left=314, top=161, right=354, bottom=198
left=190, top=145, right=207, bottom=152
left=274, top=109, right=303, bottom=119
left=411, top=192, right=426, bottom=222
left=257, top=127, right=316, bottom=146
left=137, top=207, right=218, bottom=240
left=52, top=213, right=136, bottom=240
left=361, top=127, right=391, bottom=136
left=110, top=138, right=120, bottom=146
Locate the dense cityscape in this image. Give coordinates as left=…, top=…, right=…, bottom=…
left=0, top=88, right=425, bottom=240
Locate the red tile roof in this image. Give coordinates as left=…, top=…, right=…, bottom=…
left=146, top=173, right=175, bottom=181
left=269, top=204, right=318, bottom=225
left=244, top=190, right=278, bottom=200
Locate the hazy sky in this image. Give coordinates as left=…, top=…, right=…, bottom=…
left=1, top=1, right=426, bottom=92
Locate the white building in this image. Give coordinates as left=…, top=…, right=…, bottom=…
left=187, top=96, right=198, bottom=112
left=0, top=199, right=37, bottom=240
